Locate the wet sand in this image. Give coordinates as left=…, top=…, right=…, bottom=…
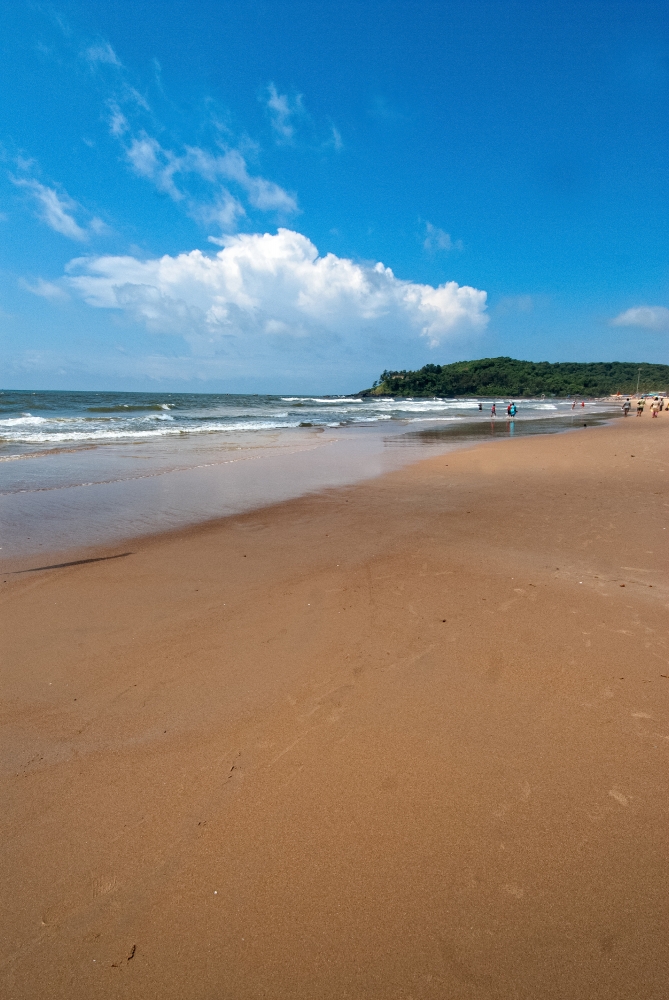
left=1, top=408, right=617, bottom=562
left=2, top=418, right=668, bottom=999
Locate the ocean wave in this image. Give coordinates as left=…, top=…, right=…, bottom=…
left=0, top=419, right=310, bottom=444
left=0, top=391, right=618, bottom=452
left=0, top=414, right=50, bottom=426
left=371, top=399, right=480, bottom=411
left=282, top=396, right=363, bottom=404
left=86, top=402, right=175, bottom=412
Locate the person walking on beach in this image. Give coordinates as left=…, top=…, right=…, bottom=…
left=637, top=397, right=645, bottom=416
left=491, top=402, right=496, bottom=417
left=622, top=398, right=631, bottom=416
left=651, top=397, right=660, bottom=417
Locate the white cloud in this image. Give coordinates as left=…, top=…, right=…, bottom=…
left=423, top=222, right=463, bottom=253
left=219, top=149, right=298, bottom=212
left=191, top=191, right=246, bottom=231
left=125, top=86, right=151, bottom=112
left=19, top=278, right=69, bottom=302
left=16, top=154, right=37, bottom=172
left=122, top=134, right=298, bottom=222
left=12, top=175, right=111, bottom=241
left=88, top=216, right=109, bottom=235
left=330, top=126, right=343, bottom=151
left=12, top=178, right=87, bottom=240
left=126, top=135, right=182, bottom=199
left=83, top=42, right=122, bottom=67
left=108, top=104, right=128, bottom=137
left=611, top=306, right=669, bottom=331
left=66, top=229, right=487, bottom=358
left=266, top=84, right=303, bottom=141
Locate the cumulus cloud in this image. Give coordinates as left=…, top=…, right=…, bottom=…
left=423, top=222, right=463, bottom=253
left=12, top=178, right=87, bottom=240
left=66, top=229, right=487, bottom=358
left=611, top=306, right=669, bottom=331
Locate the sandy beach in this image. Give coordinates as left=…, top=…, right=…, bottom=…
left=2, top=417, right=668, bottom=999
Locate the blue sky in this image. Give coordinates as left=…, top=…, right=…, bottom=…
left=1, top=0, right=668, bottom=393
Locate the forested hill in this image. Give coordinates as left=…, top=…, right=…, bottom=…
left=359, top=358, right=669, bottom=398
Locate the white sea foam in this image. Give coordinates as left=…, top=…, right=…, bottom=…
left=0, top=414, right=50, bottom=426
left=0, top=419, right=311, bottom=444
left=282, top=396, right=363, bottom=403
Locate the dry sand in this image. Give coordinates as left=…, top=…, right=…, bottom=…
left=2, top=418, right=668, bottom=999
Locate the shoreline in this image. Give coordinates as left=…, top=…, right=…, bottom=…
left=3, top=417, right=668, bottom=998
left=1, top=408, right=619, bottom=567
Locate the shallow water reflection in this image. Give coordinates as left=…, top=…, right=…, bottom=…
left=1, top=406, right=621, bottom=564
left=388, top=411, right=618, bottom=446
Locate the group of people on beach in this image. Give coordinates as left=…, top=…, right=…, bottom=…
left=621, top=396, right=665, bottom=417
left=475, top=396, right=666, bottom=419
left=479, top=401, right=517, bottom=417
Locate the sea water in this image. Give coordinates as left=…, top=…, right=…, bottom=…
left=0, top=390, right=619, bottom=562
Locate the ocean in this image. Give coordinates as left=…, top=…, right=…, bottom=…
left=0, top=389, right=620, bottom=562
left=0, top=389, right=603, bottom=454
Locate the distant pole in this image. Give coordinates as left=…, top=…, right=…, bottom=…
left=636, top=368, right=641, bottom=395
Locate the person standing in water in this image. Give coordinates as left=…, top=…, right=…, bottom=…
left=509, top=402, right=517, bottom=417
left=491, top=402, right=496, bottom=417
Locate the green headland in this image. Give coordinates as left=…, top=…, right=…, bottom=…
left=358, top=358, right=669, bottom=398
